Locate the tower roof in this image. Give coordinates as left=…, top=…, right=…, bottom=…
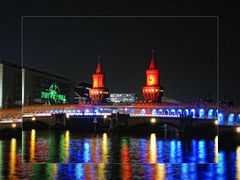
left=149, top=50, right=156, bottom=70
left=96, top=55, right=102, bottom=73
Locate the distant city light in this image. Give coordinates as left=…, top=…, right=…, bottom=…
left=11, top=123, right=16, bottom=128
left=32, top=117, right=36, bottom=121
left=104, top=115, right=107, bottom=119
left=214, top=120, right=218, bottom=125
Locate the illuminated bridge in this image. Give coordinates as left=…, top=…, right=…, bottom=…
left=0, top=102, right=240, bottom=131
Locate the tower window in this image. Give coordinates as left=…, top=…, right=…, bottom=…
left=149, top=76, right=152, bottom=81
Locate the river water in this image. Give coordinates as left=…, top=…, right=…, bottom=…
left=0, top=130, right=239, bottom=179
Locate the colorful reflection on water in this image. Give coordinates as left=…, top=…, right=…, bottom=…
left=0, top=131, right=239, bottom=179
left=23, top=131, right=217, bottom=163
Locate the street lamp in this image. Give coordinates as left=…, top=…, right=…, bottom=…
left=12, top=123, right=16, bottom=128
left=236, top=127, right=240, bottom=133
left=151, top=118, right=156, bottom=124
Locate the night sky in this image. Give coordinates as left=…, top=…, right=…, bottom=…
left=0, top=1, right=239, bottom=104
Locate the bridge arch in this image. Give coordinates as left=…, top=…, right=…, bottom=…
left=165, top=109, right=170, bottom=115
left=218, top=113, right=224, bottom=125
left=158, top=109, right=163, bottom=115
left=23, top=120, right=50, bottom=128
left=199, top=109, right=205, bottom=118
left=84, top=109, right=90, bottom=115
left=94, top=109, right=99, bottom=114
left=170, top=109, right=176, bottom=115
left=208, top=109, right=214, bottom=119
left=177, top=109, right=182, bottom=115
left=157, top=122, right=181, bottom=131
left=152, top=109, right=157, bottom=116
left=141, top=109, right=146, bottom=116
left=228, top=113, right=235, bottom=125
left=183, top=109, right=189, bottom=116
left=237, top=114, right=240, bottom=125
left=190, top=109, right=196, bottom=117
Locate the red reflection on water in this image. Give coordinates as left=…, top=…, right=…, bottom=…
left=121, top=142, right=132, bottom=180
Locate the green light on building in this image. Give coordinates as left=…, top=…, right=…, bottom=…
left=41, top=83, right=66, bottom=104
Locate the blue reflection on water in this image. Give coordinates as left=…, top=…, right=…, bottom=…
left=170, top=140, right=176, bottom=163
left=2, top=135, right=240, bottom=179
left=157, top=140, right=163, bottom=163
left=190, top=139, right=197, bottom=163
left=75, top=164, right=83, bottom=179
left=140, top=139, right=147, bottom=163
left=176, top=141, right=182, bottom=163
left=198, top=140, right=206, bottom=163
left=83, top=140, right=90, bottom=163
left=217, top=151, right=226, bottom=177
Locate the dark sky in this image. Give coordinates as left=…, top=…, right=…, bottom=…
left=0, top=1, right=240, bottom=104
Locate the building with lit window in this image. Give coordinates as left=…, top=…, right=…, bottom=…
left=142, top=51, right=162, bottom=103
left=74, top=82, right=92, bottom=103
left=75, top=81, right=110, bottom=104
left=110, top=93, right=137, bottom=104
left=0, top=61, right=75, bottom=109
left=89, top=61, right=110, bottom=104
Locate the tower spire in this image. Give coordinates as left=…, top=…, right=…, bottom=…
left=150, top=49, right=156, bottom=70
left=96, top=54, right=102, bottom=73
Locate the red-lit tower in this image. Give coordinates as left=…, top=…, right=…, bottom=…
left=89, top=56, right=105, bottom=104
left=142, top=50, right=161, bottom=103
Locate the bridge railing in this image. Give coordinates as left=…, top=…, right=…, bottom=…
left=0, top=108, right=22, bottom=121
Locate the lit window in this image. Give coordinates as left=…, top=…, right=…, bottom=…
left=149, top=76, right=152, bottom=81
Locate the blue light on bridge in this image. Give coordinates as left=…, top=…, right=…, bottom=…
left=183, top=109, right=189, bottom=116
left=165, top=109, right=169, bottom=115
left=152, top=109, right=157, bottom=116
left=94, top=109, right=99, bottom=114
left=238, top=114, right=240, bottom=125
left=170, top=109, right=176, bottom=115
left=228, top=113, right=235, bottom=125
left=177, top=109, right=182, bottom=115
left=199, top=109, right=205, bottom=118
left=84, top=109, right=89, bottom=115
left=141, top=109, right=146, bottom=116
left=218, top=113, right=224, bottom=125
left=208, top=109, right=214, bottom=119
left=158, top=109, right=163, bottom=115
left=190, top=109, right=196, bottom=117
